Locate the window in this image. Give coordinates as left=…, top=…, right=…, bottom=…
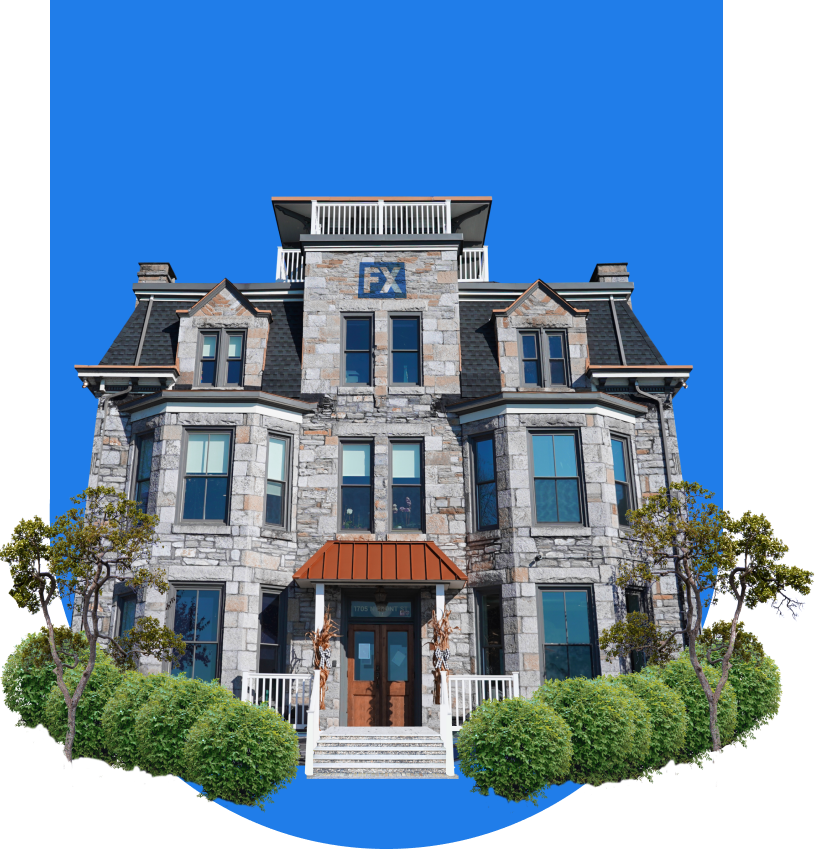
left=625, top=588, right=647, bottom=672
left=340, top=442, right=372, bottom=531
left=530, top=432, right=583, bottom=524
left=611, top=436, right=633, bottom=525
left=476, top=591, right=504, bottom=674
left=343, top=315, right=372, bottom=386
left=196, top=329, right=245, bottom=387
left=266, top=434, right=289, bottom=527
left=181, top=432, right=231, bottom=522
left=390, top=315, right=421, bottom=385
left=472, top=434, right=498, bottom=530
left=117, top=592, right=137, bottom=637
left=390, top=442, right=422, bottom=531
left=538, top=587, right=596, bottom=680
left=519, top=330, right=569, bottom=388
left=133, top=433, right=154, bottom=513
left=172, top=586, right=222, bottom=682
left=259, top=590, right=285, bottom=673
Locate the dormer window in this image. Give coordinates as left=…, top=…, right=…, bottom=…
left=519, top=330, right=569, bottom=388
left=197, top=330, right=245, bottom=387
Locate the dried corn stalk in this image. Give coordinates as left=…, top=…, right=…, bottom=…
left=306, top=606, right=339, bottom=710
left=428, top=607, right=459, bottom=704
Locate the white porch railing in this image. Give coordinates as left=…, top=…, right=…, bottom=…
left=276, top=247, right=305, bottom=283
left=458, top=247, right=490, bottom=282
left=447, top=672, right=520, bottom=729
left=311, top=199, right=452, bottom=236
left=439, top=671, right=456, bottom=776
left=242, top=672, right=311, bottom=729
left=304, top=669, right=322, bottom=777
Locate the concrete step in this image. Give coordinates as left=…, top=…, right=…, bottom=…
left=315, top=753, right=444, bottom=762
left=312, top=762, right=448, bottom=771
left=315, top=746, right=443, bottom=754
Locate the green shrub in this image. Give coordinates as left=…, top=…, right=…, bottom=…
left=457, top=697, right=572, bottom=804
left=533, top=676, right=650, bottom=785
left=617, top=673, right=687, bottom=770
left=43, top=651, right=124, bottom=761
left=2, top=628, right=88, bottom=729
left=643, top=652, right=738, bottom=760
left=183, top=699, right=299, bottom=808
left=727, top=655, right=781, bottom=738
left=101, top=671, right=172, bottom=770
left=134, top=675, right=233, bottom=778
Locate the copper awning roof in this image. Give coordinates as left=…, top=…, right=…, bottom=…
left=292, top=541, right=467, bottom=588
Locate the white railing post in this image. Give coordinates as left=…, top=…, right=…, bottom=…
left=444, top=199, right=452, bottom=234
left=511, top=671, right=520, bottom=698
left=481, top=245, right=490, bottom=281
left=439, top=670, right=455, bottom=776
left=275, top=247, right=284, bottom=282
left=378, top=199, right=384, bottom=235
left=305, top=668, right=321, bottom=777
left=311, top=200, right=320, bottom=234
left=242, top=672, right=250, bottom=703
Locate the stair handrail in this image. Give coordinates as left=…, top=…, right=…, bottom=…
left=304, top=668, right=321, bottom=777
left=439, top=670, right=455, bottom=776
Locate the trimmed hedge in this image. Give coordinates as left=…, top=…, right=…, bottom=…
left=727, top=655, right=781, bottom=738
left=134, top=675, right=233, bottom=778
left=457, top=697, right=572, bottom=803
left=183, top=699, right=299, bottom=809
left=43, top=651, right=124, bottom=760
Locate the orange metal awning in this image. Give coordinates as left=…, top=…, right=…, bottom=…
left=292, top=541, right=467, bottom=588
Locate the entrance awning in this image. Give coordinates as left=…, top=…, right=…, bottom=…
left=292, top=541, right=467, bottom=589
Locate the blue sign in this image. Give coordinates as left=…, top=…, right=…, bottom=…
left=358, top=262, right=406, bottom=299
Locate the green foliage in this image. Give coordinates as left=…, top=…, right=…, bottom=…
left=2, top=628, right=88, bottom=729
left=2, top=516, right=53, bottom=614
left=697, top=620, right=765, bottom=666
left=533, top=676, right=651, bottom=785
left=642, top=653, right=737, bottom=761
left=183, top=699, right=299, bottom=809
left=600, top=610, right=679, bottom=668
left=134, top=675, right=233, bottom=778
left=727, top=655, right=781, bottom=738
left=43, top=652, right=124, bottom=761
left=457, top=697, right=572, bottom=804
left=107, top=616, right=186, bottom=672
left=101, top=671, right=172, bottom=769
left=617, top=673, right=687, bottom=770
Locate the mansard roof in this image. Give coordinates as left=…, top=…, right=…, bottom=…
left=567, top=298, right=666, bottom=365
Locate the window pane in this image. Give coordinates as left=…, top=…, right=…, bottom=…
left=345, top=318, right=371, bottom=351
left=182, top=477, right=206, bottom=520
left=342, top=487, right=371, bottom=530
left=392, top=318, right=418, bottom=350
left=477, top=481, right=498, bottom=528
left=568, top=645, right=593, bottom=678
left=344, top=351, right=370, bottom=384
left=626, top=592, right=642, bottom=614
left=387, top=631, right=409, bottom=682
left=544, top=645, right=569, bottom=680
left=194, top=590, right=220, bottom=642
left=173, top=644, right=195, bottom=679
left=392, top=485, right=421, bottom=529
left=204, top=476, right=228, bottom=521
left=206, top=434, right=230, bottom=474
left=186, top=433, right=207, bottom=474
left=553, top=434, right=577, bottom=477
left=267, top=437, right=287, bottom=482
left=228, top=335, right=243, bottom=358
left=564, top=591, right=590, bottom=644
left=259, top=645, right=278, bottom=674
left=392, top=443, right=420, bottom=482
left=342, top=444, right=371, bottom=482
left=119, top=596, right=136, bottom=636
left=521, top=334, right=537, bottom=359
left=541, top=592, right=567, bottom=643
left=548, top=334, right=563, bottom=358
left=174, top=589, right=198, bottom=641
left=523, top=360, right=541, bottom=385
left=616, top=482, right=630, bottom=525
left=201, top=335, right=217, bottom=358
left=392, top=351, right=419, bottom=384
left=532, top=435, right=555, bottom=477
left=226, top=359, right=242, bottom=384
left=260, top=593, right=280, bottom=644
left=135, top=480, right=150, bottom=513
left=354, top=632, right=375, bottom=681
left=484, top=596, right=502, bottom=644
left=200, top=360, right=216, bottom=384
left=193, top=644, right=217, bottom=682
left=611, top=439, right=627, bottom=482
left=534, top=479, right=558, bottom=522
left=137, top=437, right=153, bottom=480
left=549, top=360, right=566, bottom=385
left=484, top=646, right=503, bottom=675
left=556, top=479, right=581, bottom=522
left=474, top=438, right=495, bottom=484
left=266, top=481, right=283, bottom=525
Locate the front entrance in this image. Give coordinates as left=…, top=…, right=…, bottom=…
left=347, top=623, right=414, bottom=726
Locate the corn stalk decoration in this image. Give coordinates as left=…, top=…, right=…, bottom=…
left=428, top=607, right=459, bottom=704
left=306, top=606, right=339, bottom=710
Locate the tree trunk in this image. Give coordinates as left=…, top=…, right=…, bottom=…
left=63, top=703, right=77, bottom=762
left=706, top=695, right=722, bottom=751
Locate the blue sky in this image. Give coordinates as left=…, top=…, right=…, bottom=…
left=51, top=2, right=721, bottom=841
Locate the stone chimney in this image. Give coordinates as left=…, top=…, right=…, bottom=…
left=590, top=262, right=629, bottom=283
left=137, top=262, right=177, bottom=285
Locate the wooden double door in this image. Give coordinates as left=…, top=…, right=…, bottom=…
left=347, top=623, right=414, bottom=727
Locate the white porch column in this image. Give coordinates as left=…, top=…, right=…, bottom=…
left=435, top=584, right=446, bottom=619
left=314, top=583, right=325, bottom=630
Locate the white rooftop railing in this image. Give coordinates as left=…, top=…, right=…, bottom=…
left=276, top=247, right=305, bottom=283
left=459, top=247, right=490, bottom=282
left=311, top=199, right=452, bottom=236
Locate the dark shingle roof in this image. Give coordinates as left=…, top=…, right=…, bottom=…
left=459, top=300, right=503, bottom=401
left=260, top=301, right=303, bottom=399
left=99, top=300, right=184, bottom=365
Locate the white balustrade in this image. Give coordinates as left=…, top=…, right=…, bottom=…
left=276, top=247, right=305, bottom=283
left=311, top=200, right=452, bottom=236
left=458, top=247, right=490, bottom=282
left=242, top=672, right=311, bottom=729
left=446, top=672, right=520, bottom=729
left=439, top=670, right=455, bottom=776
left=304, top=668, right=322, bottom=777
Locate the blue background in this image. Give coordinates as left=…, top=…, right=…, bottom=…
left=52, top=1, right=721, bottom=842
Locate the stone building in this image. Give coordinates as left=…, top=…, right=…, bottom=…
left=75, top=196, right=691, bottom=762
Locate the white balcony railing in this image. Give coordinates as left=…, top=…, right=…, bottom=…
left=276, top=247, right=305, bottom=283
left=447, top=672, right=520, bottom=729
left=458, top=247, right=490, bottom=282
left=311, top=199, right=452, bottom=236
left=242, top=672, right=311, bottom=729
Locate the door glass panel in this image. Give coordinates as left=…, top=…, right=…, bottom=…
left=354, top=632, right=375, bottom=681
left=387, top=631, right=408, bottom=682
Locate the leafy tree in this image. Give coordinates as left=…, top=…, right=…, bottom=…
left=1, top=486, right=184, bottom=761
left=599, top=481, right=810, bottom=751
